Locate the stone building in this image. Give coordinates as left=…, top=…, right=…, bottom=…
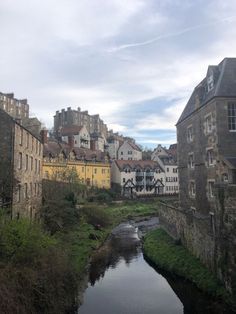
left=111, top=160, right=164, bottom=196
left=54, top=107, right=108, bottom=139
left=177, top=58, right=236, bottom=213
left=159, top=58, right=236, bottom=299
left=152, top=144, right=178, bottom=194
left=117, top=141, right=142, bottom=160
left=0, top=92, right=29, bottom=119
left=0, top=92, right=42, bottom=137
left=0, top=108, right=42, bottom=219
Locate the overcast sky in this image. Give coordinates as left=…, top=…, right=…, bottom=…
left=0, top=0, right=236, bottom=148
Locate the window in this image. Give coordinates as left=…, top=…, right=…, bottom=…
left=166, top=167, right=169, bottom=172
left=20, top=128, right=23, bottom=145
left=205, top=114, right=212, bottom=134
left=123, top=178, right=125, bottom=183
left=102, top=169, right=105, bottom=174
left=207, top=75, right=214, bottom=92
left=31, top=157, right=33, bottom=171
left=25, top=154, right=29, bottom=170
left=17, top=185, right=21, bottom=202
left=35, top=159, right=37, bottom=174
left=208, top=181, right=215, bottom=198
left=94, top=168, right=97, bottom=174
left=128, top=151, right=132, bottom=155
left=30, top=183, right=33, bottom=196
left=18, top=152, right=22, bottom=169
left=121, top=151, right=123, bottom=155
left=189, top=181, right=196, bottom=198
left=228, top=103, right=236, bottom=131
left=187, top=125, right=193, bottom=142
left=207, top=149, right=214, bottom=166
left=24, top=183, right=28, bottom=199
left=222, top=173, right=228, bottom=182
left=26, top=133, right=29, bottom=148
left=188, top=153, right=194, bottom=169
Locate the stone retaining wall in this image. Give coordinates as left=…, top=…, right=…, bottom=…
left=159, top=185, right=236, bottom=298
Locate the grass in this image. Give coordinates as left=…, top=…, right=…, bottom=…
left=143, top=228, right=233, bottom=304
left=58, top=200, right=160, bottom=276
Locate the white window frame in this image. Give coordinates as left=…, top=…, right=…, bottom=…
left=206, top=148, right=214, bottom=166
left=205, top=113, right=213, bottom=134
left=188, top=153, right=194, bottom=169
left=187, top=125, right=193, bottom=143
left=228, top=103, right=236, bottom=131
left=208, top=180, right=215, bottom=198
left=189, top=181, right=196, bottom=198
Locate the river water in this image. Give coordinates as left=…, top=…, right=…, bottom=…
left=77, top=220, right=235, bottom=314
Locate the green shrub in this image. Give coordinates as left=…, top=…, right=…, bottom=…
left=80, top=205, right=112, bottom=228
left=143, top=229, right=229, bottom=300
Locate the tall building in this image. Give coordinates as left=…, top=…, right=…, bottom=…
left=160, top=57, right=236, bottom=298
left=0, top=92, right=42, bottom=137
left=54, top=107, right=108, bottom=139
left=0, top=92, right=29, bottom=119
left=0, top=108, right=42, bottom=219
left=177, top=58, right=236, bottom=213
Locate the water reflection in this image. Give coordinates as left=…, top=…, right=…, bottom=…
left=78, top=222, right=235, bottom=314
left=89, top=235, right=141, bottom=286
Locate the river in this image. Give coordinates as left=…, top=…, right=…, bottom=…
left=77, top=219, right=235, bottom=314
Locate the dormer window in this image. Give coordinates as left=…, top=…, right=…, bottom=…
left=207, top=75, right=214, bottom=92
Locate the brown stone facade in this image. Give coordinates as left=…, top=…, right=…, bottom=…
left=0, top=92, right=29, bottom=120
left=0, top=108, right=42, bottom=219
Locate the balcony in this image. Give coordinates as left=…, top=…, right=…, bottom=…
left=136, top=171, right=144, bottom=177
left=146, top=171, right=154, bottom=177
left=136, top=181, right=144, bottom=186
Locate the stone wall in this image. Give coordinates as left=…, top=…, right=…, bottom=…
left=159, top=184, right=236, bottom=298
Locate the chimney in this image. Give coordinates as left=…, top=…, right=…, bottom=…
left=68, top=135, right=74, bottom=148
left=15, top=118, right=22, bottom=125
left=90, top=139, right=96, bottom=151
left=40, top=129, right=48, bottom=144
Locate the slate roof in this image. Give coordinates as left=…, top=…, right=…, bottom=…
left=43, top=140, right=107, bottom=162
left=158, top=155, right=177, bottom=165
left=115, top=160, right=164, bottom=171
left=128, top=142, right=142, bottom=152
left=177, top=58, right=236, bottom=125
left=60, top=125, right=84, bottom=136
left=223, top=157, right=236, bottom=169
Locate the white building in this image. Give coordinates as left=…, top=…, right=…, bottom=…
left=118, top=141, right=142, bottom=160
left=111, top=160, right=165, bottom=197
left=61, top=125, right=90, bottom=149
left=152, top=144, right=178, bottom=194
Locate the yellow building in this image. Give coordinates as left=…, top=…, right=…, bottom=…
left=42, top=137, right=111, bottom=189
